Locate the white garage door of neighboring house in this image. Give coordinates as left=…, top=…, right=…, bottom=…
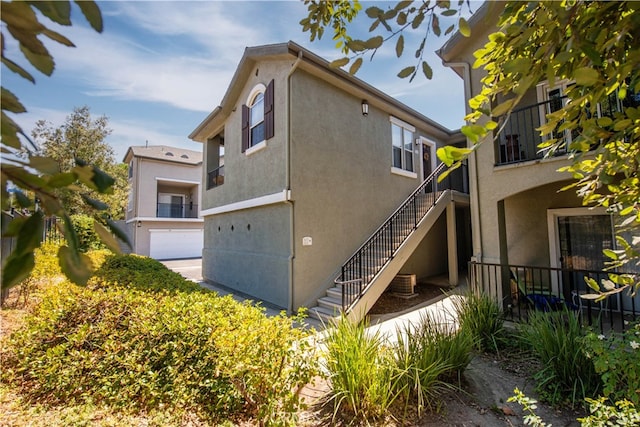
left=149, top=229, right=203, bottom=260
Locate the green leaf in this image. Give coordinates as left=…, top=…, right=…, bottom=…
left=1, top=112, right=22, bottom=148
left=491, top=98, right=517, bottom=117
left=93, top=221, right=122, bottom=253
left=394, top=0, right=413, bottom=11
left=432, top=14, right=441, bottom=36
left=573, top=67, right=600, bottom=86
left=441, top=9, right=457, bottom=17
left=397, top=11, right=407, bottom=26
left=0, top=88, right=26, bottom=113
left=437, top=145, right=472, bottom=166
left=1, top=1, right=44, bottom=31
left=412, top=12, right=424, bottom=29
left=397, top=66, right=415, bottom=79
left=329, top=57, right=350, bottom=68
left=1, top=56, right=36, bottom=82
left=19, top=44, right=55, bottom=76
left=42, top=28, right=75, bottom=47
left=13, top=211, right=44, bottom=258
left=365, top=6, right=383, bottom=19
left=364, top=35, right=383, bottom=49
left=395, top=35, right=404, bottom=58
left=74, top=0, right=103, bottom=32
left=603, top=249, right=618, bottom=260
left=58, top=245, right=93, bottom=286
left=596, top=117, right=613, bottom=127
left=1, top=251, right=35, bottom=290
left=47, top=172, right=77, bottom=188
left=62, top=213, right=80, bottom=253
left=29, top=1, right=72, bottom=26
left=106, top=218, right=132, bottom=248
left=422, top=61, right=433, bottom=80
left=81, top=194, right=108, bottom=211
left=348, top=57, right=363, bottom=74
left=613, top=119, right=632, bottom=131
left=29, top=155, right=61, bottom=174
left=459, top=17, right=471, bottom=37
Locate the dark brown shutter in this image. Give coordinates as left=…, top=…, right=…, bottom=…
left=264, top=79, right=274, bottom=140
left=241, top=104, right=249, bottom=152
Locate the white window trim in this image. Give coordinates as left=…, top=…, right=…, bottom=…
left=390, top=167, right=418, bottom=179
left=419, top=136, right=437, bottom=178
left=246, top=83, right=266, bottom=105
left=389, top=116, right=415, bottom=132
left=245, top=140, right=267, bottom=156
left=546, top=207, right=609, bottom=294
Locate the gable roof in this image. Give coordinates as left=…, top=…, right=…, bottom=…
left=123, top=145, right=202, bottom=165
left=189, top=41, right=463, bottom=143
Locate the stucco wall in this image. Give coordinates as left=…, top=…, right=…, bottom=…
left=202, top=203, right=291, bottom=308
left=288, top=69, right=453, bottom=308
left=399, top=214, right=448, bottom=280
left=133, top=157, right=201, bottom=218
left=201, top=60, right=291, bottom=211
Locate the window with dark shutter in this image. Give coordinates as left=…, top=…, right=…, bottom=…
left=265, top=79, right=274, bottom=140
left=241, top=104, right=249, bottom=153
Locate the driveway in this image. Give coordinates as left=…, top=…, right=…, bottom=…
left=160, top=258, right=202, bottom=282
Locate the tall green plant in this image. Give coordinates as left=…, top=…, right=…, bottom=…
left=452, top=292, right=505, bottom=353
left=394, top=310, right=474, bottom=416
left=323, top=316, right=399, bottom=422
left=519, top=310, right=600, bottom=406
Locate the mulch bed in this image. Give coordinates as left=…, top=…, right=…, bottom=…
left=368, top=282, right=451, bottom=315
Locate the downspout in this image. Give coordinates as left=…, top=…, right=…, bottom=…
left=442, top=60, right=483, bottom=263
left=286, top=50, right=303, bottom=313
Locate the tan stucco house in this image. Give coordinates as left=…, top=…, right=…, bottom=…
left=190, top=41, right=471, bottom=321
left=124, top=145, right=204, bottom=260
left=438, top=2, right=639, bottom=319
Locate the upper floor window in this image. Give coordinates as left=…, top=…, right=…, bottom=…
left=390, top=117, right=415, bottom=174
left=242, top=80, right=274, bottom=154
left=128, top=160, right=133, bottom=179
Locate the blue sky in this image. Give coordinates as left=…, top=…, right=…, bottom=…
left=4, top=1, right=477, bottom=162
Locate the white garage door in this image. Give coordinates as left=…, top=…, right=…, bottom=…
left=149, top=229, right=203, bottom=260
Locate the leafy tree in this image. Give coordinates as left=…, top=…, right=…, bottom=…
left=301, top=0, right=639, bottom=296
left=1, top=1, right=128, bottom=291
left=31, top=106, right=129, bottom=220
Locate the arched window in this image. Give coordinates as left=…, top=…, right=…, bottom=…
left=249, top=91, right=265, bottom=147
left=242, top=80, right=274, bottom=153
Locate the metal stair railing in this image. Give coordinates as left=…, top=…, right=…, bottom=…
left=336, top=162, right=448, bottom=312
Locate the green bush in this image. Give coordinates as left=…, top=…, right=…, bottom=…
left=583, top=322, right=640, bottom=406
left=323, top=316, right=399, bottom=421
left=1, top=281, right=318, bottom=425
left=70, top=214, right=107, bottom=252
left=519, top=310, right=601, bottom=406
left=89, top=254, right=203, bottom=293
left=452, top=291, right=505, bottom=353
left=394, top=310, right=474, bottom=416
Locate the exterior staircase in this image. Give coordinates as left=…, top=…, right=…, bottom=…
left=308, top=163, right=466, bottom=324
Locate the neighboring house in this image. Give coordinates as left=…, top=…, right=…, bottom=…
left=123, top=145, right=204, bottom=260
left=190, top=41, right=471, bottom=321
left=437, top=2, right=639, bottom=319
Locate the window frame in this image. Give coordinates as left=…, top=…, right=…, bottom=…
left=389, top=116, right=417, bottom=178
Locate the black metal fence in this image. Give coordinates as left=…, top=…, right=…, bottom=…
left=156, top=203, right=199, bottom=218
left=207, top=165, right=224, bottom=189
left=469, top=261, right=639, bottom=332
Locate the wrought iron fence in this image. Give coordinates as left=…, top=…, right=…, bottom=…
left=469, top=261, right=639, bottom=332
left=207, top=165, right=224, bottom=189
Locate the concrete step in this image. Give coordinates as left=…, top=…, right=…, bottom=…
left=308, top=305, right=341, bottom=324
left=317, top=295, right=342, bottom=311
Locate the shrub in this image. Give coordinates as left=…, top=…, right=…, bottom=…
left=519, top=310, right=601, bottom=406
left=70, top=214, right=107, bottom=252
left=452, top=291, right=505, bottom=353
left=582, top=322, right=640, bottom=406
left=1, top=282, right=318, bottom=425
left=89, top=254, right=203, bottom=293
left=323, top=316, right=399, bottom=421
left=394, top=310, right=474, bottom=416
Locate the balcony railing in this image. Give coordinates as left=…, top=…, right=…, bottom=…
left=469, top=261, right=639, bottom=333
left=156, top=203, right=198, bottom=218
left=207, top=165, right=224, bottom=189
left=496, top=98, right=572, bottom=166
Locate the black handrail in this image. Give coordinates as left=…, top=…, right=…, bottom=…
left=207, top=165, right=224, bottom=189
left=337, top=162, right=449, bottom=312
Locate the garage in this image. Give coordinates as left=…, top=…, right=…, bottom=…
left=149, top=229, right=203, bottom=260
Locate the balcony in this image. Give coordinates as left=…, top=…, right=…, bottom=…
left=496, top=98, right=570, bottom=166
left=469, top=261, right=639, bottom=333
left=207, top=165, right=224, bottom=189
left=156, top=203, right=199, bottom=218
